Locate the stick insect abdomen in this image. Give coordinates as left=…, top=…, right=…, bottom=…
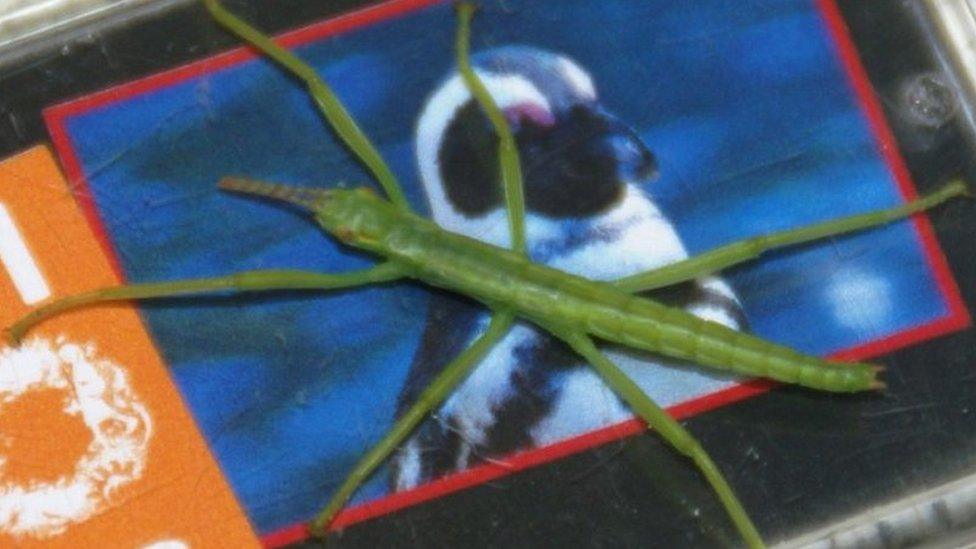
left=606, top=297, right=880, bottom=392
left=318, top=187, right=882, bottom=394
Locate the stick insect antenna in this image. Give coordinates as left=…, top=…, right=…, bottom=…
left=218, top=177, right=331, bottom=211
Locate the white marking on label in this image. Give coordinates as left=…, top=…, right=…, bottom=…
left=0, top=337, right=153, bottom=539
left=0, top=202, right=51, bottom=305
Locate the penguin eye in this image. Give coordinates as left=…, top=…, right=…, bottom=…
left=567, top=104, right=610, bottom=133
left=503, top=103, right=555, bottom=131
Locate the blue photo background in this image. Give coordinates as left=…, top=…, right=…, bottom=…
left=59, top=0, right=951, bottom=533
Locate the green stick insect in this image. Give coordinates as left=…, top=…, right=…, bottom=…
left=5, top=1, right=970, bottom=547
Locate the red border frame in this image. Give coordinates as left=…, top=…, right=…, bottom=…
left=41, top=0, right=971, bottom=546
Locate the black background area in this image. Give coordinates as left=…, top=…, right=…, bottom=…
left=0, top=1, right=973, bottom=547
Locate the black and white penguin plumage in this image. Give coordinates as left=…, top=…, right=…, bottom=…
left=390, top=46, right=748, bottom=491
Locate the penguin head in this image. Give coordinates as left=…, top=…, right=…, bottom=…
left=416, top=46, right=656, bottom=229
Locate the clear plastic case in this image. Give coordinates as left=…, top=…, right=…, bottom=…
left=0, top=1, right=974, bottom=547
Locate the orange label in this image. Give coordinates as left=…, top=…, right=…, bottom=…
left=0, top=146, right=259, bottom=548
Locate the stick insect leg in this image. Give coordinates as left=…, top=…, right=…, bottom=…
left=202, top=0, right=411, bottom=211
left=613, top=180, right=969, bottom=293
left=310, top=309, right=516, bottom=536
left=455, top=3, right=528, bottom=255
left=558, top=331, right=765, bottom=549
left=5, top=264, right=403, bottom=344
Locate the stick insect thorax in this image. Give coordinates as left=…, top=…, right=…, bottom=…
left=220, top=177, right=883, bottom=394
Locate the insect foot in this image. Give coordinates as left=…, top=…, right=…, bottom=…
left=952, top=179, right=974, bottom=198
left=5, top=319, right=28, bottom=347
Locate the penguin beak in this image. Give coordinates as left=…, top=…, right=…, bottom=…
left=603, top=121, right=658, bottom=183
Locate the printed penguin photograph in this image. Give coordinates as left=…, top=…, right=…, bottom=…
left=46, top=0, right=964, bottom=537
left=394, top=45, right=747, bottom=489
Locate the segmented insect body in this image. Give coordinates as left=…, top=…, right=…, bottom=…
left=239, top=179, right=881, bottom=393
left=6, top=2, right=969, bottom=548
